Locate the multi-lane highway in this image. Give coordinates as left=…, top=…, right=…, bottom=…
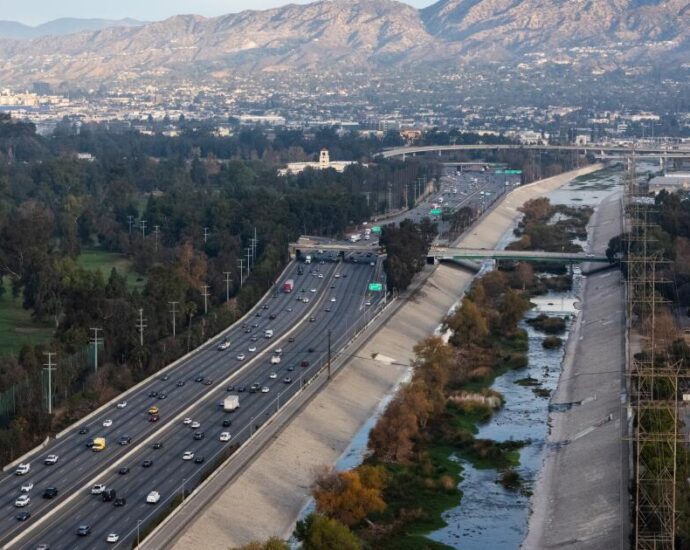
left=0, top=258, right=384, bottom=549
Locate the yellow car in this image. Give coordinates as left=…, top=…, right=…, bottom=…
left=147, top=406, right=159, bottom=415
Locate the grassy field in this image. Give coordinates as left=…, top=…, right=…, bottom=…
left=0, top=280, right=54, bottom=356
left=77, top=248, right=146, bottom=290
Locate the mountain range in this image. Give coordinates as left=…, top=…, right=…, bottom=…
left=0, top=18, right=145, bottom=40
left=0, top=0, right=687, bottom=87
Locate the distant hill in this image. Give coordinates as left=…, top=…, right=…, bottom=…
left=0, top=0, right=687, bottom=86
left=0, top=17, right=145, bottom=40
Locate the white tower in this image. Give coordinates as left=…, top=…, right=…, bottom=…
left=319, top=149, right=330, bottom=169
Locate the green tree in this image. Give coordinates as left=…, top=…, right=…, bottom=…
left=294, top=514, right=361, bottom=550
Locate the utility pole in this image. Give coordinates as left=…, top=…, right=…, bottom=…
left=169, top=301, right=179, bottom=338
left=140, top=219, right=147, bottom=239
left=136, top=308, right=147, bottom=346
left=327, top=330, right=332, bottom=380
left=90, top=328, right=103, bottom=374
left=237, top=258, right=245, bottom=288
left=43, top=352, right=56, bottom=415
left=153, top=225, right=160, bottom=252
left=201, top=284, right=210, bottom=315
left=203, top=226, right=210, bottom=244
left=246, top=248, right=252, bottom=273
left=251, top=227, right=258, bottom=265
left=223, top=272, right=232, bottom=302
left=127, top=215, right=134, bottom=235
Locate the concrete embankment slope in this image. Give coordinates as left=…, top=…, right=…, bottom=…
left=523, top=191, right=627, bottom=550
left=170, top=164, right=603, bottom=550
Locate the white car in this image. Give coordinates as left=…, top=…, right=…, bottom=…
left=261, top=386, right=270, bottom=393
left=335, top=274, right=340, bottom=278
left=116, top=401, right=127, bottom=409
left=270, top=356, right=281, bottom=365
left=330, top=297, right=336, bottom=302
left=191, top=421, right=201, bottom=429
left=182, top=451, right=195, bottom=461
left=44, top=454, right=59, bottom=465
left=248, top=346, right=257, bottom=353
left=217, top=340, right=230, bottom=351
left=269, top=372, right=278, bottom=379
left=103, top=419, right=113, bottom=428
left=365, top=301, right=372, bottom=306
left=236, top=353, right=246, bottom=361
left=91, top=484, right=107, bottom=495
left=310, top=288, right=317, bottom=293
left=183, top=417, right=192, bottom=426
left=146, top=491, right=160, bottom=504
left=274, top=348, right=283, bottom=355
left=15, top=463, right=30, bottom=476
left=318, top=274, right=324, bottom=279
left=106, top=533, right=120, bottom=543
left=14, top=494, right=30, bottom=508
left=302, top=297, right=310, bottom=303
left=219, top=432, right=232, bottom=442
left=20, top=482, right=33, bottom=493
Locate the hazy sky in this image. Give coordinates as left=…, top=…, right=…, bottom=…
left=5, top=0, right=436, bottom=26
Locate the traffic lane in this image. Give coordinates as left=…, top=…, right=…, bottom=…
left=42, top=264, right=373, bottom=548
left=0, top=263, right=337, bottom=546
left=20, top=263, right=353, bottom=549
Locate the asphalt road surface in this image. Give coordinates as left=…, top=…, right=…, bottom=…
left=1, top=259, right=384, bottom=549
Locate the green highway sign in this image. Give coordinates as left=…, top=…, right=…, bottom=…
left=505, top=169, right=523, bottom=175
left=368, top=283, right=383, bottom=292
left=495, top=169, right=504, bottom=174
left=430, top=208, right=442, bottom=216
left=371, top=226, right=382, bottom=234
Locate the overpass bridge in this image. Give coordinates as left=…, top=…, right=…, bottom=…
left=380, top=143, right=690, bottom=162
left=429, top=246, right=611, bottom=264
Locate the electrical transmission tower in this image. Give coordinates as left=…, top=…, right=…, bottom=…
left=625, top=150, right=688, bottom=549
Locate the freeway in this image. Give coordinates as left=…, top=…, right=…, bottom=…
left=1, top=259, right=384, bottom=549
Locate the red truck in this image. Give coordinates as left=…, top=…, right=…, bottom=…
left=282, top=279, right=295, bottom=293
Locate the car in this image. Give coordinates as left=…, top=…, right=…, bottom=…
left=261, top=386, right=270, bottom=393
left=158, top=392, right=167, bottom=400
left=301, top=360, right=310, bottom=368
left=308, top=347, right=315, bottom=353
left=148, top=390, right=158, bottom=398
left=262, top=304, right=269, bottom=310
left=149, top=413, right=160, bottom=423
left=148, top=406, right=159, bottom=415
left=251, top=322, right=259, bottom=328
left=217, top=339, right=231, bottom=351
left=310, top=288, right=317, bottom=293
left=249, top=383, right=261, bottom=393
left=250, top=336, right=258, bottom=342
left=118, top=435, right=132, bottom=445
left=236, top=353, right=246, bottom=361
left=85, top=438, right=95, bottom=448
left=20, top=482, right=33, bottom=493
left=91, top=484, right=107, bottom=495
left=113, top=497, right=126, bottom=507
left=183, top=417, right=193, bottom=425
left=182, top=451, right=194, bottom=461
left=302, top=297, right=310, bottom=303
left=270, top=355, right=281, bottom=365
left=191, top=421, right=201, bottom=429
left=146, top=491, right=160, bottom=504
left=226, top=385, right=235, bottom=392
left=106, top=533, right=120, bottom=543
left=330, top=297, right=336, bottom=302
left=152, top=442, right=163, bottom=449
left=331, top=284, right=336, bottom=289
left=44, top=455, right=59, bottom=465
left=15, top=511, right=30, bottom=522
left=222, top=419, right=232, bottom=427
left=288, top=337, right=295, bottom=343
left=102, top=419, right=112, bottom=428
left=78, top=426, right=89, bottom=435
left=325, top=307, right=332, bottom=312
left=283, top=377, right=293, bottom=384
left=287, top=365, right=295, bottom=372
left=335, top=273, right=340, bottom=278
left=255, top=312, right=261, bottom=317
left=102, top=489, right=116, bottom=502
left=244, top=328, right=252, bottom=334
left=177, top=380, right=185, bottom=387
left=118, top=467, right=130, bottom=475
left=318, top=274, right=324, bottom=279
left=342, top=273, right=347, bottom=278
left=269, top=313, right=277, bottom=320
left=286, top=307, right=293, bottom=312
left=194, top=456, right=205, bottom=464
left=237, top=385, right=246, bottom=392
left=370, top=261, right=375, bottom=266
left=365, top=301, right=372, bottom=306
left=193, top=431, right=205, bottom=440
left=42, top=487, right=58, bottom=499
left=269, top=372, right=277, bottom=379
left=77, top=525, right=91, bottom=537
left=160, top=374, right=170, bottom=381
left=116, top=401, right=127, bottom=409
left=15, top=494, right=30, bottom=507
left=203, top=379, right=213, bottom=386
left=309, top=317, right=316, bottom=323
left=142, top=460, right=153, bottom=468
left=15, top=463, right=30, bottom=476
left=219, top=432, right=232, bottom=442
left=274, top=348, right=283, bottom=355
left=194, top=376, right=204, bottom=383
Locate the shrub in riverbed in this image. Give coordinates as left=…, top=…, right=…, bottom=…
left=527, top=314, right=567, bottom=334
left=499, top=469, right=522, bottom=491
left=542, top=336, right=563, bottom=349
